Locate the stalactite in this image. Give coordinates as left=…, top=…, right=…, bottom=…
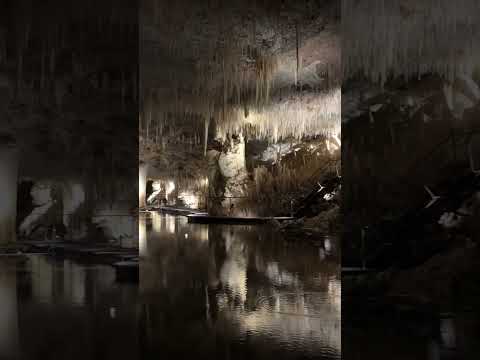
left=139, top=164, right=148, bottom=208
left=121, top=71, right=126, bottom=112
left=204, top=117, right=210, bottom=156
left=0, top=140, right=19, bottom=244
left=40, top=42, right=46, bottom=90
left=16, top=47, right=23, bottom=98
left=295, top=22, right=299, bottom=87
left=0, top=30, right=4, bottom=65
left=141, top=0, right=341, bottom=170
left=49, top=47, right=56, bottom=76
left=343, top=0, right=480, bottom=84
left=215, top=87, right=341, bottom=142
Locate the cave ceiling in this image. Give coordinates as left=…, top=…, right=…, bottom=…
left=141, top=0, right=340, bottom=96
left=0, top=0, right=137, bottom=179
left=140, top=0, right=341, bottom=179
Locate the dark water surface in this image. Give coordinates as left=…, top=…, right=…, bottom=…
left=343, top=311, right=480, bottom=360
left=0, top=255, right=139, bottom=360
left=0, top=213, right=340, bottom=359
left=139, top=213, right=341, bottom=360
left=7, top=213, right=476, bottom=359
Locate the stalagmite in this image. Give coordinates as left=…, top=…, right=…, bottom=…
left=0, top=137, right=19, bottom=244
left=19, top=181, right=55, bottom=238
left=62, top=182, right=86, bottom=230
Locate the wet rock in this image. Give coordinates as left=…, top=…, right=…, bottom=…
left=346, top=244, right=480, bottom=312
left=304, top=205, right=340, bottom=233
left=18, top=181, right=56, bottom=238
left=388, top=244, right=480, bottom=309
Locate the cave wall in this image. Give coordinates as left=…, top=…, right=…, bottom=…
left=0, top=0, right=138, bottom=243
left=343, top=77, right=479, bottom=225
left=204, top=134, right=340, bottom=217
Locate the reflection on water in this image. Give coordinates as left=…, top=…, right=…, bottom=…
left=0, top=214, right=340, bottom=360
left=0, top=256, right=139, bottom=360
left=140, top=213, right=341, bottom=359
left=0, top=264, right=19, bottom=360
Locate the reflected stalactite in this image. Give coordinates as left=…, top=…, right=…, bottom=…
left=0, top=261, right=19, bottom=359
left=140, top=215, right=341, bottom=357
